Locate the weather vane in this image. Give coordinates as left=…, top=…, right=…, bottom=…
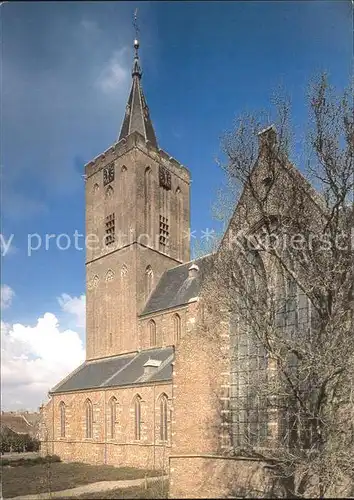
left=133, top=8, right=140, bottom=50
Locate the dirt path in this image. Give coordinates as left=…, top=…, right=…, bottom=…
left=7, top=475, right=167, bottom=500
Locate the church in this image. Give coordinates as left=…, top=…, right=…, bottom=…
left=40, top=36, right=213, bottom=473
left=40, top=31, right=344, bottom=499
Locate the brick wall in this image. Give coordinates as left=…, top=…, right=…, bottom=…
left=138, top=305, right=190, bottom=349
left=42, top=383, right=172, bottom=470
left=171, top=301, right=230, bottom=456
left=169, top=455, right=276, bottom=498
left=85, top=132, right=191, bottom=360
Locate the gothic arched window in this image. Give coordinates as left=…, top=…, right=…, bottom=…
left=229, top=246, right=268, bottom=449
left=145, top=266, right=153, bottom=300
left=133, top=395, right=142, bottom=441
left=85, top=399, right=93, bottom=439
left=105, top=269, right=115, bottom=282
left=173, top=313, right=181, bottom=343
left=159, top=393, right=168, bottom=442
left=92, top=275, right=99, bottom=288
left=144, top=167, right=152, bottom=238
left=176, top=187, right=183, bottom=260
left=109, top=396, right=117, bottom=439
left=59, top=401, right=66, bottom=438
left=159, top=183, right=170, bottom=253
left=149, top=319, right=157, bottom=347
left=105, top=185, right=114, bottom=199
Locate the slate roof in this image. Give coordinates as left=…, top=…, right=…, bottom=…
left=141, top=254, right=214, bottom=316
left=118, top=42, right=158, bottom=148
left=50, top=347, right=173, bottom=395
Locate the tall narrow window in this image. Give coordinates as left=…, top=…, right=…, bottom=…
left=105, top=213, right=115, bottom=245
left=144, top=167, right=153, bottom=238
left=134, top=395, right=142, bottom=441
left=176, top=187, right=183, bottom=260
left=149, top=319, right=157, bottom=347
left=159, top=169, right=170, bottom=253
left=229, top=249, right=268, bottom=449
left=159, top=394, right=168, bottom=442
left=109, top=397, right=117, bottom=439
left=145, top=266, right=153, bottom=300
left=120, top=264, right=128, bottom=336
left=59, top=401, right=66, bottom=438
left=173, top=313, right=181, bottom=343
left=85, top=399, right=93, bottom=439
left=159, top=215, right=169, bottom=252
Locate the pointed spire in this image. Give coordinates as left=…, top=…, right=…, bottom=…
left=117, top=28, right=158, bottom=148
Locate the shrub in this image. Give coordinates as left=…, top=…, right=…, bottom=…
left=44, top=454, right=61, bottom=463
left=0, top=431, right=40, bottom=453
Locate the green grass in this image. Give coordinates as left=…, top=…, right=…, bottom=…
left=77, top=479, right=169, bottom=499
left=1, top=454, right=60, bottom=467
left=1, top=462, right=158, bottom=498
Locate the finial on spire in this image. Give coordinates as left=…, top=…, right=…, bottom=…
left=132, top=8, right=142, bottom=78
left=133, top=9, right=139, bottom=52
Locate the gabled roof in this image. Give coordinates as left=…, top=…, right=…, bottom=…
left=141, top=254, right=214, bottom=316
left=118, top=39, right=158, bottom=148
left=0, top=414, right=34, bottom=435
left=50, top=347, right=173, bottom=394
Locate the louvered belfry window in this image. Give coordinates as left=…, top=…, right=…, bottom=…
left=105, top=213, right=115, bottom=245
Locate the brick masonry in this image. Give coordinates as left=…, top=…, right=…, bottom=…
left=41, top=383, right=172, bottom=470
left=40, top=131, right=199, bottom=472
left=40, top=79, right=323, bottom=497
left=85, top=132, right=191, bottom=360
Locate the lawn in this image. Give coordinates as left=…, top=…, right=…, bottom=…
left=77, top=479, right=169, bottom=499
left=1, top=461, right=158, bottom=498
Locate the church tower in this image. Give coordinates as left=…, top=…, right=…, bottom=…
left=85, top=36, right=191, bottom=360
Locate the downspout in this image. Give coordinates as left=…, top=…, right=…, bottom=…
left=104, top=391, right=107, bottom=465
left=153, top=384, right=156, bottom=471
left=52, top=397, right=55, bottom=456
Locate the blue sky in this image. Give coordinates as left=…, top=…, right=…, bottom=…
left=1, top=1, right=351, bottom=409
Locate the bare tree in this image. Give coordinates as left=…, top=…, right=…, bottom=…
left=201, top=74, right=354, bottom=498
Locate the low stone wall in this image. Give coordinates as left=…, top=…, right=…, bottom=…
left=169, top=454, right=278, bottom=498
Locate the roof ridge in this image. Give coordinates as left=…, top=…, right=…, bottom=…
left=87, top=351, right=136, bottom=364
left=165, top=253, right=215, bottom=271
left=21, top=415, right=33, bottom=427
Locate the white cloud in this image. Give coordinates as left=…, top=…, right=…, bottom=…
left=1, top=313, right=85, bottom=411
left=79, top=18, right=101, bottom=37
left=96, top=48, right=129, bottom=94
left=1, top=284, right=15, bottom=309
left=58, top=293, right=86, bottom=329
